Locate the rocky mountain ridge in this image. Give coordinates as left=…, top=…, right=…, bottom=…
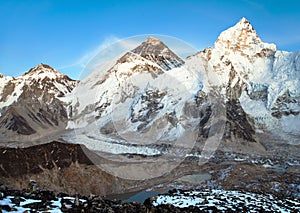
left=0, top=63, right=77, bottom=140
left=0, top=18, right=299, bottom=152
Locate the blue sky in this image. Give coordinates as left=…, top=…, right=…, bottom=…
left=1, top=0, right=300, bottom=79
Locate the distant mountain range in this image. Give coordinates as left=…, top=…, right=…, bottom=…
left=0, top=18, right=300, bottom=148
left=1, top=18, right=298, bottom=152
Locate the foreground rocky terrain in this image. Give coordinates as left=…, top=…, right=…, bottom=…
left=0, top=141, right=299, bottom=212
left=0, top=185, right=299, bottom=212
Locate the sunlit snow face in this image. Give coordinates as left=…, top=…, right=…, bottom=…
left=70, top=34, right=226, bottom=180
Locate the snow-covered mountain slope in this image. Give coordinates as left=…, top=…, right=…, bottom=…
left=63, top=18, right=300, bottom=158
left=193, top=17, right=300, bottom=144
left=65, top=38, right=207, bottom=159
left=0, top=64, right=78, bottom=140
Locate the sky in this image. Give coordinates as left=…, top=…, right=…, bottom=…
left=1, top=0, right=300, bottom=79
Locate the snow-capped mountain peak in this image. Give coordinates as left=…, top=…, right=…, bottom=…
left=145, top=36, right=162, bottom=45
left=0, top=64, right=78, bottom=137
left=22, top=63, right=65, bottom=80
left=215, top=17, right=276, bottom=54
left=232, top=17, right=256, bottom=34
left=131, top=37, right=185, bottom=70
left=216, top=17, right=260, bottom=45
left=200, top=17, right=277, bottom=88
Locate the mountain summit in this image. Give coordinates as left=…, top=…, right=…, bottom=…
left=214, top=17, right=276, bottom=53
left=131, top=36, right=185, bottom=70
left=22, top=63, right=69, bottom=81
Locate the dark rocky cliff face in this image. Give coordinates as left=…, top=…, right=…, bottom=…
left=0, top=141, right=92, bottom=177
left=0, top=141, right=134, bottom=195
left=0, top=108, right=36, bottom=135
left=224, top=99, right=256, bottom=142
left=0, top=97, right=68, bottom=136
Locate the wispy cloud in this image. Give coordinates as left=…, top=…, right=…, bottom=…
left=57, top=35, right=143, bottom=80
left=241, top=0, right=264, bottom=9
left=58, top=35, right=121, bottom=71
